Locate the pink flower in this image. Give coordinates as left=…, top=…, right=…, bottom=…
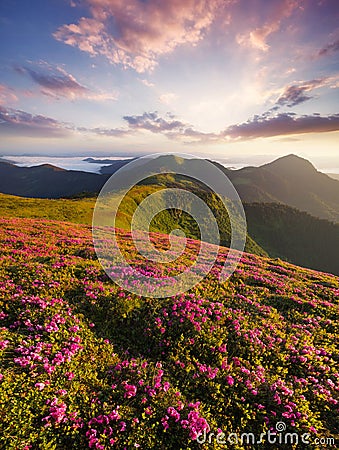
left=57, top=389, right=67, bottom=396
left=167, top=407, right=180, bottom=422
left=0, top=340, right=9, bottom=349
left=226, top=375, right=234, bottom=386
left=161, top=415, right=169, bottom=430
left=35, top=382, right=45, bottom=391
left=42, top=398, right=67, bottom=425
left=123, top=383, right=137, bottom=398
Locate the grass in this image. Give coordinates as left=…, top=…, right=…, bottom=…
left=0, top=193, right=95, bottom=225
left=0, top=189, right=267, bottom=257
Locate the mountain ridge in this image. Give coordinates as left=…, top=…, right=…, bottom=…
left=1, top=154, right=339, bottom=223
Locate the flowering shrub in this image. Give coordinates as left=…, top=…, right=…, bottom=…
left=0, top=217, right=338, bottom=449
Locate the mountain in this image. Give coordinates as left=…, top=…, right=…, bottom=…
left=327, top=173, right=339, bottom=181
left=244, top=202, right=339, bottom=275
left=85, top=157, right=137, bottom=168
left=0, top=161, right=109, bottom=198
left=98, top=154, right=339, bottom=223
left=227, top=154, right=339, bottom=223
left=1, top=154, right=339, bottom=223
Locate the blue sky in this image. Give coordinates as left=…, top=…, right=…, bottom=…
left=0, top=0, right=338, bottom=168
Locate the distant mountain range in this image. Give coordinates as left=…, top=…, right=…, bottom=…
left=1, top=154, right=339, bottom=223
left=0, top=161, right=109, bottom=198
left=228, top=155, right=339, bottom=223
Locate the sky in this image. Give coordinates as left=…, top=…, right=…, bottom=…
left=0, top=0, right=338, bottom=168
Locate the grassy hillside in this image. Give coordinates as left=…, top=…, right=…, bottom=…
left=0, top=217, right=338, bottom=449
left=0, top=190, right=266, bottom=257
left=0, top=193, right=95, bottom=224
left=2, top=191, right=339, bottom=275
left=108, top=184, right=266, bottom=257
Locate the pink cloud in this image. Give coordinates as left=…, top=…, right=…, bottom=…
left=121, top=110, right=339, bottom=142
left=318, top=38, right=339, bottom=57
left=0, top=105, right=128, bottom=139
left=236, top=0, right=301, bottom=51
left=53, top=0, right=225, bottom=72
left=0, top=105, right=73, bottom=138
left=0, top=84, right=18, bottom=105
left=224, top=113, right=339, bottom=139
left=15, top=63, right=117, bottom=101
left=275, top=77, right=336, bottom=107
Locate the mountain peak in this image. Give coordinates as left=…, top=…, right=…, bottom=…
left=262, top=154, right=317, bottom=174
left=29, top=164, right=67, bottom=172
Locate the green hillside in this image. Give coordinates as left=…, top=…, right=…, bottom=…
left=0, top=190, right=266, bottom=257
left=106, top=184, right=266, bottom=257
left=0, top=193, right=95, bottom=224
left=2, top=191, right=339, bottom=275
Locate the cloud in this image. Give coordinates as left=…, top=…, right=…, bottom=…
left=123, top=112, right=187, bottom=134
left=0, top=104, right=130, bottom=139
left=121, top=110, right=339, bottom=142
left=275, top=78, right=331, bottom=107
left=223, top=112, right=339, bottom=139
left=236, top=0, right=300, bottom=52
left=0, top=105, right=73, bottom=138
left=88, top=127, right=129, bottom=138
left=318, top=38, right=339, bottom=57
left=270, top=76, right=339, bottom=111
left=2, top=104, right=338, bottom=143
left=159, top=93, right=178, bottom=104
left=15, top=63, right=117, bottom=101
left=0, top=84, right=18, bottom=105
left=121, top=111, right=222, bottom=142
left=53, top=0, right=224, bottom=72
left=236, top=23, right=280, bottom=52
left=121, top=111, right=219, bottom=142
left=140, top=79, right=155, bottom=88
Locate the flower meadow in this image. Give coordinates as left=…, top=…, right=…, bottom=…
left=0, top=217, right=338, bottom=449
